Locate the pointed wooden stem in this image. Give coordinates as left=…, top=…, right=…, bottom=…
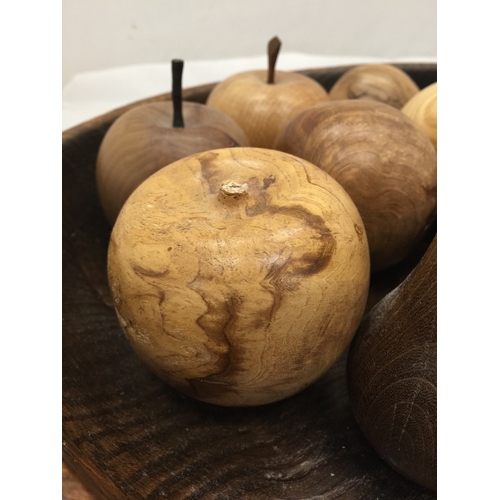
left=267, top=37, right=282, bottom=84
left=172, top=59, right=184, bottom=128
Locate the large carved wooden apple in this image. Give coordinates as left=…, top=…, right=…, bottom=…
left=275, top=99, right=437, bottom=272
left=206, top=37, right=328, bottom=149
left=96, top=59, right=249, bottom=225
left=107, top=147, right=370, bottom=406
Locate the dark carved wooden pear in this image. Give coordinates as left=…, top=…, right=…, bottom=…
left=347, top=235, right=437, bottom=490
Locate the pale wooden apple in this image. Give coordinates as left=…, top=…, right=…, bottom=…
left=275, top=99, right=437, bottom=272
left=329, top=64, right=420, bottom=109
left=108, top=147, right=370, bottom=406
left=206, top=37, right=328, bottom=149
left=401, top=82, right=437, bottom=150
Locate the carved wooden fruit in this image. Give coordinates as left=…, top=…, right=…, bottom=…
left=108, top=147, right=370, bottom=407
left=402, top=82, right=437, bottom=150
left=96, top=60, right=249, bottom=225
left=329, top=64, right=420, bottom=109
left=275, top=99, right=437, bottom=272
left=347, top=235, right=437, bottom=490
left=206, top=37, right=328, bottom=149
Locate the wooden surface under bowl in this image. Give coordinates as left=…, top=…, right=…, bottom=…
left=62, top=63, right=437, bottom=499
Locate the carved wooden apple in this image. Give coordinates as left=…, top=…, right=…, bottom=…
left=347, top=235, right=437, bottom=490
left=329, top=64, right=420, bottom=109
left=206, top=37, right=328, bottom=149
left=275, top=99, right=437, bottom=272
left=107, top=147, right=370, bottom=406
left=96, top=59, right=250, bottom=225
left=402, top=82, right=437, bottom=150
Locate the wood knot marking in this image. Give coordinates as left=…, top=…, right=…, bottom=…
left=263, top=175, right=276, bottom=189
left=354, top=224, right=364, bottom=242
left=218, top=181, right=249, bottom=202
left=133, top=265, right=169, bottom=278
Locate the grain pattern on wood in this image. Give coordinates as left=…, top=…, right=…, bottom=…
left=275, top=99, right=437, bottom=272
left=63, top=64, right=437, bottom=499
left=402, top=83, right=437, bottom=150
left=206, top=70, right=328, bottom=149
left=108, top=147, right=370, bottom=406
left=96, top=101, right=249, bottom=225
left=329, top=63, right=420, bottom=109
left=347, top=236, right=437, bottom=490
left=63, top=462, right=98, bottom=500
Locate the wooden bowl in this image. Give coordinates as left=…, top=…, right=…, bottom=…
left=62, top=63, right=437, bottom=499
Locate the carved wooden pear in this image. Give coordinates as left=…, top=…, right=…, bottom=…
left=347, top=235, right=437, bottom=490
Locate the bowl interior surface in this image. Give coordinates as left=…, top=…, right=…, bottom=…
left=62, top=63, right=437, bottom=499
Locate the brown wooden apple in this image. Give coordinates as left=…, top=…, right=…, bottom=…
left=96, top=59, right=250, bottom=225
left=402, top=82, right=437, bottom=150
left=347, top=235, right=437, bottom=491
left=205, top=37, right=328, bottom=149
left=275, top=99, right=437, bottom=272
left=329, top=64, right=420, bottom=109
left=107, top=147, right=370, bottom=407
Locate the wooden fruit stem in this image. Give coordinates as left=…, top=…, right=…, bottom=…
left=171, top=59, right=184, bottom=128
left=218, top=181, right=249, bottom=203
left=267, top=36, right=282, bottom=84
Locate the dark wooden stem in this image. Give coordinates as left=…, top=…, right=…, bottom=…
left=267, top=37, right=281, bottom=84
left=172, top=59, right=184, bottom=128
